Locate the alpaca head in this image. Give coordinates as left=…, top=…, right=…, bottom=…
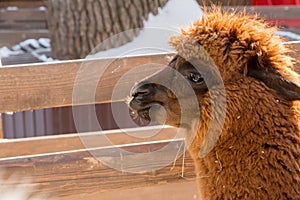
left=169, top=7, right=300, bottom=100
left=129, top=7, right=300, bottom=155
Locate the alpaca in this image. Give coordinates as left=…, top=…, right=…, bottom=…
left=129, top=7, right=300, bottom=199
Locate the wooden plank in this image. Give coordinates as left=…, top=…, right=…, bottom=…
left=198, top=0, right=252, bottom=6
left=289, top=42, right=300, bottom=73
left=0, top=53, right=172, bottom=113
left=0, top=0, right=45, bottom=8
left=0, top=114, right=2, bottom=138
left=0, top=9, right=47, bottom=29
left=0, top=140, right=196, bottom=198
left=0, top=21, right=47, bottom=30
left=0, top=126, right=181, bottom=158
left=0, top=29, right=49, bottom=47
left=0, top=9, right=46, bottom=22
left=224, top=6, right=300, bottom=20
left=0, top=43, right=299, bottom=113
left=68, top=181, right=199, bottom=200
left=1, top=52, right=45, bottom=66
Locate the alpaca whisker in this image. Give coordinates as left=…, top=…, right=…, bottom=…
left=181, top=141, right=187, bottom=178
left=196, top=175, right=210, bottom=179
left=171, top=138, right=185, bottom=171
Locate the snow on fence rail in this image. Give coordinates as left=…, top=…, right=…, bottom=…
left=0, top=43, right=298, bottom=199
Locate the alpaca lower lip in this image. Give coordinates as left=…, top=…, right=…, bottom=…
left=137, top=107, right=151, bottom=121
left=133, top=103, right=163, bottom=121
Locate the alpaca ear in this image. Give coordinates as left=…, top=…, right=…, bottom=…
left=247, top=62, right=300, bottom=101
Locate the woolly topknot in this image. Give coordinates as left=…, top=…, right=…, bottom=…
left=170, top=7, right=297, bottom=81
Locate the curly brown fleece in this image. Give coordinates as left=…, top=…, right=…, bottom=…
left=129, top=6, right=300, bottom=199
left=169, top=7, right=300, bottom=199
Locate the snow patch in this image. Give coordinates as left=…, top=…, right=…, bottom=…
left=39, top=6, right=46, bottom=11
left=276, top=30, right=300, bottom=41
left=0, top=38, right=55, bottom=65
left=38, top=38, right=51, bottom=48
left=88, top=0, right=203, bottom=59
left=0, top=46, right=23, bottom=58
left=19, top=39, right=41, bottom=50
left=6, top=6, right=18, bottom=11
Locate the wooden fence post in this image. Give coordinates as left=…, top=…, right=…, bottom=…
left=0, top=114, right=3, bottom=138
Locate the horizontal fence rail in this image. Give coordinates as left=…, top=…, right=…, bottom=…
left=225, top=6, right=300, bottom=19
left=0, top=134, right=197, bottom=199
left=0, top=0, right=45, bottom=7
left=0, top=9, right=47, bottom=30
left=0, top=126, right=180, bottom=159
left=0, top=53, right=173, bottom=113
left=0, top=5, right=48, bottom=47
left=0, top=42, right=299, bottom=114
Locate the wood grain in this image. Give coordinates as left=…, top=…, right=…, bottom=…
left=289, top=42, right=300, bottom=73
left=0, top=126, right=181, bottom=158
left=0, top=139, right=196, bottom=199
left=0, top=29, right=49, bottom=48
left=61, top=181, right=199, bottom=200
left=0, top=0, right=45, bottom=7
left=0, top=53, right=172, bottom=113
left=0, top=114, right=2, bottom=138
left=0, top=43, right=299, bottom=114
left=0, top=9, right=47, bottom=29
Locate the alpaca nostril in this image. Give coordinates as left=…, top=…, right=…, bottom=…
left=133, top=88, right=150, bottom=98
left=132, top=87, right=151, bottom=98
left=130, top=82, right=155, bottom=99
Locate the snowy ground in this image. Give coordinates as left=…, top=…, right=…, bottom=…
left=0, top=38, right=55, bottom=65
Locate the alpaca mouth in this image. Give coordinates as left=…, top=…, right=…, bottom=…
left=136, top=107, right=151, bottom=121
left=129, top=101, right=164, bottom=123
left=129, top=100, right=152, bottom=122
left=129, top=106, right=152, bottom=126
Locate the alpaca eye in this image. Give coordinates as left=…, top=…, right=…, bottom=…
left=188, top=72, right=204, bottom=84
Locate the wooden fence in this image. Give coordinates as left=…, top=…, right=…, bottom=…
left=0, top=0, right=45, bottom=8
left=0, top=42, right=299, bottom=199
left=0, top=1, right=48, bottom=47
left=0, top=52, right=200, bottom=199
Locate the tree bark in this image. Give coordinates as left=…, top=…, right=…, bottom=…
left=47, top=0, right=168, bottom=60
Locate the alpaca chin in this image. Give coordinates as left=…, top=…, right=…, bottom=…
left=180, top=118, right=199, bottom=147
left=148, top=103, right=167, bottom=124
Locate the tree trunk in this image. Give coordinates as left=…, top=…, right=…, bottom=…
left=47, top=0, right=168, bottom=60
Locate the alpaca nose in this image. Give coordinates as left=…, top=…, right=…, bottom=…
left=130, top=82, right=155, bottom=100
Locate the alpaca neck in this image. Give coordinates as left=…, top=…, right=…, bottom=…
left=187, top=82, right=300, bottom=199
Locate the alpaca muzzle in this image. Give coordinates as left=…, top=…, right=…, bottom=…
left=130, top=82, right=158, bottom=121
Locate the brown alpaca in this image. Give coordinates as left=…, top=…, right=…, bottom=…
left=129, top=7, right=300, bottom=199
